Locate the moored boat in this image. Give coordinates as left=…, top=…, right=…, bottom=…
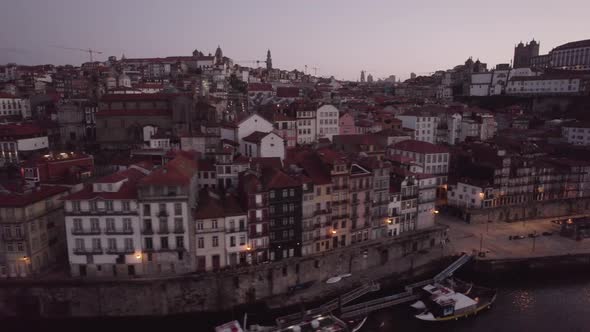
left=215, top=314, right=367, bottom=332
left=413, top=283, right=497, bottom=322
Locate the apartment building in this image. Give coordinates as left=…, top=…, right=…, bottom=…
left=65, top=164, right=150, bottom=277
left=1, top=184, right=68, bottom=278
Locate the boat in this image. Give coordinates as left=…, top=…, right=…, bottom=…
left=410, top=278, right=473, bottom=310
left=215, top=314, right=367, bottom=332
left=413, top=282, right=497, bottom=321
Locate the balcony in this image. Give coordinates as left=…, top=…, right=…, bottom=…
left=313, top=209, right=331, bottom=216
left=106, top=248, right=134, bottom=255
left=333, top=214, right=349, bottom=220
left=333, top=185, right=348, bottom=191
left=173, top=226, right=185, bottom=234
left=157, top=210, right=169, bottom=217
left=73, top=248, right=103, bottom=255
left=1, top=233, right=25, bottom=240
left=105, top=228, right=134, bottom=235
left=141, top=228, right=154, bottom=235
left=72, top=228, right=101, bottom=235
left=158, top=226, right=170, bottom=234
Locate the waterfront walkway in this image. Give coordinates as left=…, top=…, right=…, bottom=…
left=438, top=214, right=590, bottom=260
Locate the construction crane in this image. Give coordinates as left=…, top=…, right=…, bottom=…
left=53, top=46, right=104, bottom=62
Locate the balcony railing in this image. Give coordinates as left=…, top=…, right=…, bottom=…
left=141, top=228, right=154, bottom=235
left=313, top=209, right=331, bottom=216
left=173, top=226, right=185, bottom=234
left=72, top=228, right=101, bottom=235
left=106, top=248, right=134, bottom=255
left=158, top=226, right=170, bottom=234
left=73, top=248, right=103, bottom=255
left=105, top=228, right=134, bottom=235
left=158, top=210, right=169, bottom=217
left=1, top=233, right=25, bottom=240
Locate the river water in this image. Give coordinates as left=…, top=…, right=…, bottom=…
left=363, top=274, right=590, bottom=332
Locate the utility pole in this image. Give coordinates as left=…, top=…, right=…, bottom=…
left=479, top=233, right=484, bottom=254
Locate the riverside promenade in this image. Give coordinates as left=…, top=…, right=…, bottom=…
left=438, top=214, right=590, bottom=260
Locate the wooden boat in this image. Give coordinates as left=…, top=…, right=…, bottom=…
left=410, top=278, right=473, bottom=310
left=413, top=283, right=497, bottom=322
left=216, top=314, right=367, bottom=332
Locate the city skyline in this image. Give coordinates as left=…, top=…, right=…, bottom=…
left=1, top=0, right=589, bottom=81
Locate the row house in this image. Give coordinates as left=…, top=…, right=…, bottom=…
left=395, top=111, right=440, bottom=144
left=264, top=168, right=302, bottom=260
left=271, top=113, right=297, bottom=148
left=389, top=140, right=450, bottom=193
left=390, top=171, right=419, bottom=234
left=316, top=104, right=340, bottom=141
left=194, top=190, right=248, bottom=271
left=1, top=184, right=68, bottom=278
left=0, top=123, right=49, bottom=165
left=0, top=93, right=30, bottom=119
left=294, top=150, right=335, bottom=255
left=562, top=121, right=590, bottom=145
left=296, top=107, right=317, bottom=144
left=64, top=165, right=150, bottom=277
left=321, top=149, right=350, bottom=249
left=238, top=171, right=270, bottom=263
left=136, top=155, right=198, bottom=275
left=358, top=158, right=392, bottom=239
left=348, top=163, right=373, bottom=244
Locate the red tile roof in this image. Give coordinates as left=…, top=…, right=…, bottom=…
left=65, top=168, right=147, bottom=200
left=0, top=185, right=68, bottom=207
left=250, top=157, right=282, bottom=170
left=139, top=155, right=198, bottom=186
left=261, top=167, right=299, bottom=189
left=392, top=140, right=449, bottom=154
left=276, top=87, right=300, bottom=98
left=243, top=131, right=273, bottom=143
left=0, top=123, right=46, bottom=138
left=0, top=93, right=19, bottom=99
left=248, top=83, right=273, bottom=92
left=194, top=191, right=245, bottom=219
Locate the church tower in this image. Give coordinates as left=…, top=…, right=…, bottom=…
left=266, top=49, right=272, bottom=70
left=214, top=45, right=223, bottom=65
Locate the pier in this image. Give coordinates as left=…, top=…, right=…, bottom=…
left=276, top=254, right=472, bottom=326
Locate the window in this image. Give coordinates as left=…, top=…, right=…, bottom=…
left=212, top=220, right=218, bottom=229
left=239, top=219, right=245, bottom=231
left=143, top=204, right=151, bottom=215
left=212, top=236, right=219, bottom=247
left=176, top=236, right=184, bottom=249
left=17, top=242, right=24, bottom=252
left=108, top=238, right=117, bottom=250
left=75, top=238, right=84, bottom=250
left=90, top=218, right=100, bottom=232
left=73, top=218, right=82, bottom=231
left=124, top=238, right=133, bottom=250
left=230, top=236, right=236, bottom=247
left=105, top=201, right=113, bottom=211
left=174, top=217, right=183, bottom=231
left=174, top=203, right=182, bottom=216
left=145, top=237, right=153, bottom=249
left=161, top=237, right=169, bottom=249
left=197, top=237, right=204, bottom=249
left=72, top=201, right=81, bottom=212
left=90, top=201, right=97, bottom=211
left=122, top=201, right=130, bottom=212
left=106, top=218, right=115, bottom=231
left=283, top=189, right=288, bottom=197
left=229, top=220, right=235, bottom=232
left=197, top=221, right=203, bottom=230
left=270, top=190, right=275, bottom=199
left=159, top=203, right=166, bottom=214
left=92, top=238, right=102, bottom=250
left=290, top=188, right=295, bottom=197
left=316, top=187, right=321, bottom=196
left=123, top=218, right=132, bottom=231
left=239, top=235, right=246, bottom=245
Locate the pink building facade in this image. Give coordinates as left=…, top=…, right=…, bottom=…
left=339, top=113, right=356, bottom=135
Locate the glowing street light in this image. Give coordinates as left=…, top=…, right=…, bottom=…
left=135, top=253, right=142, bottom=260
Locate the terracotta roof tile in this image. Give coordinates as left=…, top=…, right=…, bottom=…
left=392, top=139, right=449, bottom=154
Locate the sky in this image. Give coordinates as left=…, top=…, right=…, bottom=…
left=0, top=0, right=589, bottom=81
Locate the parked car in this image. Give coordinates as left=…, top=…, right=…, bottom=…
left=513, top=235, right=526, bottom=240
left=528, top=233, right=538, bottom=238
left=542, top=231, right=553, bottom=236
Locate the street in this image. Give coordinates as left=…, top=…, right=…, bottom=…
left=437, top=214, right=590, bottom=260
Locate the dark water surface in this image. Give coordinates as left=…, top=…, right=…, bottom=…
left=363, top=274, right=590, bottom=332
left=6, top=272, right=590, bottom=332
